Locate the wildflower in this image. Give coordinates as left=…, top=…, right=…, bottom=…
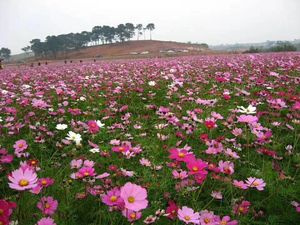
left=120, top=182, right=148, bottom=211
left=37, top=196, right=58, bottom=215
left=37, top=217, right=56, bottom=225
left=172, top=170, right=189, bottom=180
left=218, top=161, right=234, bottom=175
left=166, top=200, right=178, bottom=220
left=8, top=167, right=38, bottom=191
left=237, top=115, right=258, bottom=124
left=87, top=120, right=100, bottom=134
left=139, top=158, right=151, bottom=167
left=55, top=124, right=67, bottom=130
left=178, top=206, right=200, bottom=224
left=232, top=180, right=248, bottom=190
left=144, top=215, right=157, bottom=224
left=219, top=216, right=238, bottom=225
left=66, top=131, right=82, bottom=146
left=186, top=159, right=207, bottom=175
left=148, top=81, right=156, bottom=86
left=122, top=209, right=142, bottom=222
left=76, top=167, right=96, bottom=179
left=102, top=188, right=124, bottom=207
left=233, top=201, right=251, bottom=215
left=245, top=177, right=266, bottom=191
left=237, top=105, right=256, bottom=114
left=211, top=191, right=223, bottom=200
left=169, top=148, right=194, bottom=162
left=199, top=210, right=219, bottom=225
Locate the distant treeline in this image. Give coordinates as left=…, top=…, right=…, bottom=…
left=244, top=41, right=298, bottom=53
left=22, top=23, right=155, bottom=59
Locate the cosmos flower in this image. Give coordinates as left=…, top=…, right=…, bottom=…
left=66, top=131, right=82, bottom=146
left=237, top=105, right=256, bottom=114
left=37, top=217, right=57, bottom=225
left=55, top=124, right=68, bottom=130
left=120, top=182, right=148, bottom=211
left=101, top=187, right=124, bottom=207
left=37, top=196, right=58, bottom=215
left=245, top=177, right=266, bottom=191
left=8, top=167, right=38, bottom=191
left=122, top=209, right=142, bottom=222
left=178, top=206, right=200, bottom=224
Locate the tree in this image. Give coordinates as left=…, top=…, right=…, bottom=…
left=21, top=46, right=31, bottom=55
left=146, top=23, right=155, bottom=40
left=0, top=48, right=11, bottom=59
left=135, top=24, right=143, bottom=40
left=116, top=24, right=127, bottom=42
left=30, top=39, right=46, bottom=58
left=125, top=23, right=135, bottom=40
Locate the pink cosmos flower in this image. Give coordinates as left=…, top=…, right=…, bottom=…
left=178, top=206, right=200, bottom=224
left=13, top=140, right=28, bottom=157
left=122, top=209, right=142, bottom=222
left=0, top=199, right=16, bottom=219
left=102, top=187, right=124, bottom=207
left=8, top=167, right=38, bottom=191
left=112, top=145, right=130, bottom=153
left=166, top=200, right=178, bottom=220
left=186, top=158, right=207, bottom=175
left=233, top=180, right=248, bottom=190
left=211, top=191, right=223, bottom=200
left=120, top=182, right=148, bottom=212
left=139, top=158, right=151, bottom=167
left=205, top=140, right=223, bottom=155
left=76, top=167, right=96, bottom=179
left=237, top=115, right=258, bottom=124
left=169, top=148, right=194, bottom=162
left=224, top=148, right=240, bottom=159
left=70, top=159, right=83, bottom=169
left=219, top=216, right=238, bottom=225
left=199, top=210, right=219, bottom=225
left=233, top=201, right=251, bottom=215
left=87, top=120, right=100, bottom=134
left=172, top=170, right=189, bottom=180
left=218, top=161, right=234, bottom=175
left=37, top=217, right=57, bottom=225
left=245, top=177, right=266, bottom=191
left=37, top=196, right=58, bottom=215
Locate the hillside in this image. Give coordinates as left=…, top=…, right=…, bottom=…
left=54, top=40, right=211, bottom=60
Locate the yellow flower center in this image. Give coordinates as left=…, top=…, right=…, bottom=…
left=45, top=203, right=50, bottom=209
left=110, top=196, right=117, bottom=202
left=184, top=216, right=191, bottom=221
left=119, top=147, right=125, bottom=152
left=18, top=143, right=24, bottom=148
left=130, top=213, right=136, bottom=219
left=19, top=179, right=29, bottom=187
left=128, top=196, right=135, bottom=203
left=239, top=207, right=244, bottom=213
left=192, top=166, right=198, bottom=172
left=84, top=172, right=89, bottom=176
left=0, top=221, right=3, bottom=225
left=41, top=180, right=48, bottom=185
left=220, top=221, right=227, bottom=225
left=204, top=218, right=211, bottom=223
left=253, top=181, right=259, bottom=186
left=178, top=152, right=185, bottom=158
left=0, top=209, right=3, bottom=215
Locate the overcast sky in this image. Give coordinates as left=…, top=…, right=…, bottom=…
left=1, top=0, right=300, bottom=54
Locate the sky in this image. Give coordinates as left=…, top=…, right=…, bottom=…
left=1, top=0, right=300, bottom=54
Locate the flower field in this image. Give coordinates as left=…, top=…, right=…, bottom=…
left=0, top=53, right=300, bottom=225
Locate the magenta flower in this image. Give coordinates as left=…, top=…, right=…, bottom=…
left=245, top=177, right=266, bottom=191
left=87, top=120, right=100, bottom=134
left=218, top=161, right=235, bottom=175
left=76, top=167, right=96, bottom=179
left=37, top=217, right=57, bottom=225
left=13, top=139, right=28, bottom=157
left=169, top=148, right=194, bottom=162
left=178, top=206, right=200, bottom=224
left=220, top=216, right=238, bottom=225
left=166, top=200, right=178, bottom=220
left=8, top=167, right=38, bottom=191
left=120, top=182, right=148, bottom=211
left=122, top=209, right=142, bottom=222
left=199, top=210, right=219, bottom=225
left=186, top=158, right=207, bottom=175
left=37, top=196, right=58, bottom=215
left=233, top=180, right=248, bottom=190
left=102, top=187, right=124, bottom=207
left=237, top=115, right=258, bottom=124
left=233, top=200, right=251, bottom=215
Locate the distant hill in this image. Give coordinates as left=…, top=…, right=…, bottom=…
left=9, top=52, right=34, bottom=62
left=210, top=39, right=300, bottom=52
left=53, top=40, right=211, bottom=60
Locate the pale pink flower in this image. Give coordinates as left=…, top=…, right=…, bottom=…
left=245, top=177, right=266, bottom=191
left=120, top=182, right=148, bottom=211
left=218, top=161, right=234, bottom=175
left=37, top=196, right=58, bottom=215
left=178, top=206, right=200, bottom=224
left=233, top=180, right=248, bottom=190
left=122, top=209, right=142, bottom=222
left=37, top=217, right=56, bottom=225
left=8, top=167, right=38, bottom=191
left=102, top=187, right=124, bottom=207
left=172, top=170, right=189, bottom=180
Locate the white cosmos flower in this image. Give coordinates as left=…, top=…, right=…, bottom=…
left=66, top=131, right=82, bottom=146
left=89, top=148, right=100, bottom=153
left=148, top=81, right=156, bottom=86
left=96, top=120, right=105, bottom=128
left=0, top=116, right=3, bottom=122
left=56, top=124, right=68, bottom=130
left=237, top=105, right=256, bottom=114
left=79, top=96, right=86, bottom=101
